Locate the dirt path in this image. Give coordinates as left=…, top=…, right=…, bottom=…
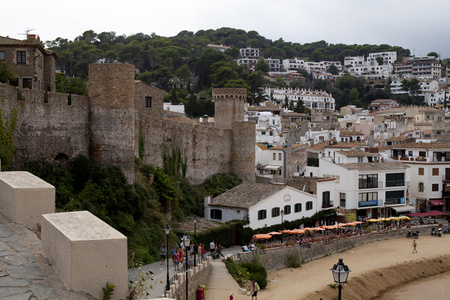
left=260, top=234, right=450, bottom=300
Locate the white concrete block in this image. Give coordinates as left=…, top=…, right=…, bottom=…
left=41, top=211, right=127, bottom=299
left=0, top=171, right=55, bottom=228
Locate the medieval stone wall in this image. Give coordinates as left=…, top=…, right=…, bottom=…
left=0, top=64, right=256, bottom=185
left=0, top=83, right=90, bottom=164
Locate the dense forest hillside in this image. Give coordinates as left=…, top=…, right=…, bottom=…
left=46, top=27, right=424, bottom=110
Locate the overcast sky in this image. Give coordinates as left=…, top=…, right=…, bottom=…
left=2, top=0, right=450, bottom=58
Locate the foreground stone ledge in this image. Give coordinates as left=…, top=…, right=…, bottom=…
left=41, top=211, right=127, bottom=299
left=0, top=171, right=55, bottom=228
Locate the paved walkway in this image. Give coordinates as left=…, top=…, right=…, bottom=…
left=204, top=261, right=243, bottom=300
left=128, top=246, right=243, bottom=299
left=0, top=212, right=93, bottom=300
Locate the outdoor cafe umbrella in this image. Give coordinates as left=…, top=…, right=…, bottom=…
left=347, top=221, right=363, bottom=226
left=367, top=218, right=380, bottom=223
left=253, top=234, right=272, bottom=240
left=268, top=231, right=282, bottom=235
left=399, top=216, right=411, bottom=220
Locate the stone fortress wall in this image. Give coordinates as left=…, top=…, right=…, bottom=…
left=0, top=64, right=256, bottom=184
left=0, top=83, right=90, bottom=165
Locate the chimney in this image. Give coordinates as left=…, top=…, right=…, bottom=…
left=27, top=34, right=36, bottom=42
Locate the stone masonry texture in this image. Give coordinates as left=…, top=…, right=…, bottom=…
left=0, top=64, right=256, bottom=185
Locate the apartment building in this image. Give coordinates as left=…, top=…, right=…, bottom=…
left=240, top=47, right=259, bottom=58
left=394, top=56, right=442, bottom=79
left=390, top=79, right=438, bottom=96
left=390, top=142, right=450, bottom=212
left=263, top=87, right=336, bottom=111
left=318, top=157, right=412, bottom=220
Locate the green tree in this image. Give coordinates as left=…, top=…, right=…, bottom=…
left=427, top=52, right=439, bottom=58
left=55, top=73, right=88, bottom=96
left=0, top=108, right=18, bottom=170
left=376, top=57, right=383, bottom=65
left=0, top=62, right=15, bottom=83
left=175, top=64, right=191, bottom=88
left=327, top=64, right=339, bottom=75
left=255, top=57, right=269, bottom=73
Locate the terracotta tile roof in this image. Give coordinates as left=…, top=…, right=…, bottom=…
left=256, top=143, right=268, bottom=150
left=209, top=182, right=286, bottom=209
left=336, top=150, right=371, bottom=157
left=0, top=36, right=32, bottom=45
left=339, top=161, right=408, bottom=171
left=308, top=141, right=328, bottom=150
left=325, top=142, right=363, bottom=149
left=390, top=142, right=450, bottom=149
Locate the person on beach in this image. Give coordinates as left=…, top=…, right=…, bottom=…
left=251, top=280, right=258, bottom=300
left=411, top=240, right=417, bottom=253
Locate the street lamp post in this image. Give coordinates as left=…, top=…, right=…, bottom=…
left=280, top=209, right=284, bottom=243
left=164, top=224, right=171, bottom=297
left=330, top=258, right=351, bottom=300
left=193, top=216, right=197, bottom=268
left=183, top=233, right=191, bottom=300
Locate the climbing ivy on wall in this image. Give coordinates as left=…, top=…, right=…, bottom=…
left=0, top=108, right=18, bottom=170
left=162, top=147, right=188, bottom=178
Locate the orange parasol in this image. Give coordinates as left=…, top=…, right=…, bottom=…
left=253, top=234, right=272, bottom=240
left=268, top=231, right=282, bottom=235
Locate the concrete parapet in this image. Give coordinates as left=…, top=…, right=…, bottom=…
left=0, top=171, right=55, bottom=228
left=168, top=259, right=211, bottom=299
left=41, top=211, right=127, bottom=299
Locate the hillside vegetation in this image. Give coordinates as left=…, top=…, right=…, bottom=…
left=22, top=156, right=242, bottom=264
left=45, top=28, right=425, bottom=110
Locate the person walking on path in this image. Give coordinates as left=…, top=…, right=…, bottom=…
left=210, top=240, right=215, bottom=254
left=160, top=245, right=167, bottom=264
left=130, top=250, right=135, bottom=269
left=412, top=240, right=417, bottom=253
left=251, top=280, right=258, bottom=300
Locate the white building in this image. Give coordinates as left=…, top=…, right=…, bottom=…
left=389, top=143, right=450, bottom=212
left=394, top=56, right=442, bottom=79
left=367, top=52, right=397, bottom=66
left=318, top=157, right=412, bottom=220
left=263, top=87, right=335, bottom=111
left=240, top=47, right=259, bottom=58
left=424, top=89, right=450, bottom=108
left=390, top=79, right=439, bottom=96
left=204, top=182, right=331, bottom=229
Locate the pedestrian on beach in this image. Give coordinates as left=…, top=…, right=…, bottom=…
left=412, top=240, right=417, bottom=253
left=130, top=250, right=135, bottom=269
left=251, top=280, right=258, bottom=300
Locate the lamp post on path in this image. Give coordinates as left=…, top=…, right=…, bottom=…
left=330, top=258, right=351, bottom=300
left=164, top=224, right=171, bottom=297
left=183, top=233, right=191, bottom=300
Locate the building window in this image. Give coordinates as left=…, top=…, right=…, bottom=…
left=306, top=201, right=313, bottom=210
left=322, top=191, right=331, bottom=208
left=294, top=203, right=302, bottom=212
left=386, top=173, right=405, bottom=187
left=358, top=174, right=378, bottom=189
left=418, top=182, right=424, bottom=192
left=273, top=153, right=276, bottom=160
left=17, top=51, right=26, bottom=64
left=0, top=51, right=4, bottom=60
left=432, top=168, right=439, bottom=176
left=340, top=193, right=346, bottom=207
left=432, top=184, right=439, bottom=192
left=418, top=168, right=424, bottom=175
left=272, top=207, right=280, bottom=217
left=145, top=96, right=152, bottom=107
left=284, top=205, right=291, bottom=215
left=385, top=190, right=405, bottom=205
left=210, top=209, right=222, bottom=220
left=258, top=209, right=267, bottom=220
left=22, top=78, right=32, bottom=89
left=278, top=153, right=282, bottom=160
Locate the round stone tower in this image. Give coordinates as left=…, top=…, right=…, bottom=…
left=88, top=63, right=136, bottom=183
left=213, top=88, right=247, bottom=129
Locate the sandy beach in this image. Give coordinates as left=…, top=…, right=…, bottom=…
left=255, top=234, right=450, bottom=300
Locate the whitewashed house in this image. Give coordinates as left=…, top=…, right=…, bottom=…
left=204, top=182, right=332, bottom=229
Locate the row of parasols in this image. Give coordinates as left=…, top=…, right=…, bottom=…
left=252, top=217, right=412, bottom=240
